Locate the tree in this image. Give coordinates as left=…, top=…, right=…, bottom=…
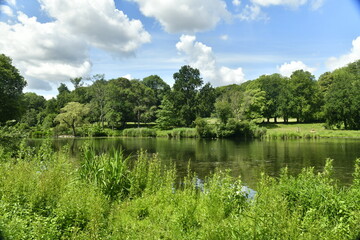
left=0, top=54, right=26, bottom=122
left=70, top=77, right=83, bottom=89
left=142, top=75, right=170, bottom=106
left=324, top=68, right=360, bottom=129
left=254, top=74, right=284, bottom=122
left=172, top=65, right=203, bottom=126
left=214, top=100, right=232, bottom=124
left=56, top=83, right=71, bottom=109
left=196, top=83, right=216, bottom=118
left=21, top=92, right=46, bottom=127
left=54, top=102, right=90, bottom=136
left=89, top=75, right=108, bottom=127
left=105, top=77, right=134, bottom=128
left=156, top=96, right=181, bottom=129
left=289, top=70, right=321, bottom=122
left=129, top=80, right=156, bottom=127
left=239, top=88, right=266, bottom=120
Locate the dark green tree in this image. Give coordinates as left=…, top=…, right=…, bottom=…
left=255, top=74, right=284, bottom=122
left=196, top=83, right=216, bottom=118
left=324, top=68, right=360, bottom=129
left=129, top=80, right=156, bottom=127
left=0, top=54, right=26, bottom=122
left=142, top=75, right=170, bottom=106
left=289, top=70, right=321, bottom=122
left=172, top=65, right=203, bottom=126
left=21, top=92, right=46, bottom=127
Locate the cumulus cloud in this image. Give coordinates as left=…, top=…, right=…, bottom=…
left=39, top=0, right=150, bottom=55
left=0, top=12, right=91, bottom=89
left=277, top=61, right=316, bottom=77
left=0, top=5, right=14, bottom=16
left=176, top=35, right=245, bottom=86
left=131, top=0, right=231, bottom=33
left=0, top=0, right=150, bottom=90
left=326, top=36, right=360, bottom=71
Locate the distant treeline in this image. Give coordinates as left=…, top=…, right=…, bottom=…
left=1, top=53, right=360, bottom=134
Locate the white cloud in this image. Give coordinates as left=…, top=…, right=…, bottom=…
left=232, top=0, right=241, bottom=6
left=0, top=0, right=150, bottom=90
left=250, top=0, right=324, bottom=9
left=131, top=0, right=231, bottom=33
left=0, top=5, right=14, bottom=17
left=176, top=35, right=245, bottom=86
left=5, top=0, right=16, bottom=6
left=39, top=0, right=150, bottom=56
left=220, top=67, right=245, bottom=84
left=237, top=4, right=268, bottom=21
left=277, top=61, right=316, bottom=77
left=326, top=36, right=360, bottom=71
left=121, top=74, right=133, bottom=80
left=0, top=12, right=91, bottom=89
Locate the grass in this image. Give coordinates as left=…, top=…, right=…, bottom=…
left=1, top=141, right=360, bottom=239
left=263, top=123, right=360, bottom=139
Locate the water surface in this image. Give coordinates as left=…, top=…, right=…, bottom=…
left=28, top=138, right=360, bottom=189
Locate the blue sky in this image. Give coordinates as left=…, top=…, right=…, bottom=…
left=0, top=0, right=359, bottom=98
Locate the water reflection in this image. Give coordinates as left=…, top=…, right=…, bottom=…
left=27, top=137, right=360, bottom=189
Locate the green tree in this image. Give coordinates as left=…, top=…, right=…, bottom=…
left=172, top=65, right=203, bottom=126
left=255, top=74, right=284, bottom=122
left=0, top=54, right=26, bottom=122
left=156, top=96, right=181, bottom=130
left=70, top=77, right=83, bottom=89
left=56, top=83, right=71, bottom=109
left=239, top=88, right=266, bottom=120
left=142, top=75, right=170, bottom=106
left=196, top=83, right=216, bottom=118
left=214, top=100, right=232, bottom=124
left=105, top=77, right=134, bottom=128
left=324, top=68, right=360, bottom=129
left=130, top=80, right=156, bottom=127
left=54, top=102, right=90, bottom=136
left=289, top=70, right=321, bottom=122
left=89, top=75, right=108, bottom=127
left=21, top=92, right=46, bottom=127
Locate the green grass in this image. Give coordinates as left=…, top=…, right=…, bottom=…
left=263, top=123, right=360, bottom=139
left=1, top=141, right=360, bottom=239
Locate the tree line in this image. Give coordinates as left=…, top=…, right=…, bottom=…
left=1, top=53, right=360, bottom=134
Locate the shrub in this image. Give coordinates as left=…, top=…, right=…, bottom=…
left=122, top=128, right=157, bottom=137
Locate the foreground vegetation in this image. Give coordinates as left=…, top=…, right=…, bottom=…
left=1, top=142, right=360, bottom=239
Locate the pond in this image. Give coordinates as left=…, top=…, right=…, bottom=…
left=28, top=137, right=360, bottom=189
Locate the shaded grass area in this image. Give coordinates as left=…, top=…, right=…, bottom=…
left=263, top=123, right=360, bottom=139
left=1, top=141, right=360, bottom=239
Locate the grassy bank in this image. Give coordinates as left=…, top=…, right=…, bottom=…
left=1, top=142, right=360, bottom=239
left=263, top=123, right=360, bottom=139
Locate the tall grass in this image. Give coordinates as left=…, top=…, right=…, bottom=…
left=122, top=128, right=157, bottom=137
left=1, top=142, right=360, bottom=239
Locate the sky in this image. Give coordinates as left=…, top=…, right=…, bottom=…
left=0, top=0, right=359, bottom=99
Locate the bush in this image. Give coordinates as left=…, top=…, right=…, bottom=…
left=195, top=117, right=216, bottom=138
left=122, top=128, right=157, bottom=137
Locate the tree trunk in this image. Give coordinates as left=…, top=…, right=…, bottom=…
left=274, top=117, right=277, bottom=123
left=71, top=124, right=76, bottom=136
